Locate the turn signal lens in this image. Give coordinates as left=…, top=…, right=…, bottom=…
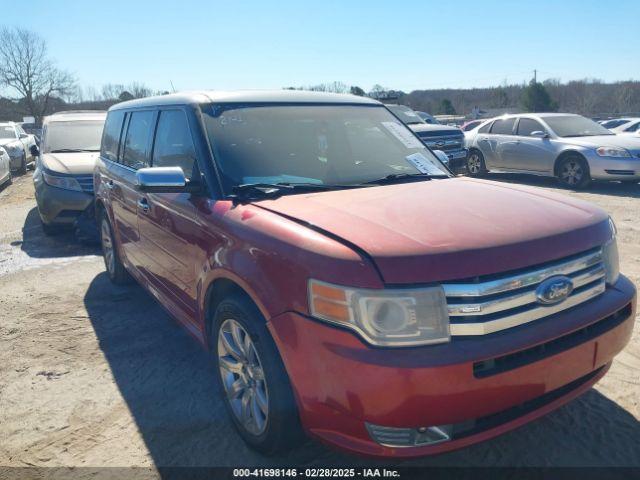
left=308, top=279, right=450, bottom=347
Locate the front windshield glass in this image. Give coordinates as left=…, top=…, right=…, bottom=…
left=44, top=120, right=105, bottom=153
left=385, top=105, right=426, bottom=125
left=203, top=104, right=449, bottom=194
left=0, top=126, right=16, bottom=140
left=544, top=115, right=613, bottom=137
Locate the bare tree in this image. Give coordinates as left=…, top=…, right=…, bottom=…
left=0, top=27, right=75, bottom=122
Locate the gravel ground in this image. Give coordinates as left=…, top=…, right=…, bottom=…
left=0, top=173, right=638, bottom=473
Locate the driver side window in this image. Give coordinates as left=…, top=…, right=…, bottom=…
left=517, top=118, right=546, bottom=137
left=152, top=110, right=197, bottom=180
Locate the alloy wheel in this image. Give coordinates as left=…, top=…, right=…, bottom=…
left=101, top=219, right=115, bottom=275
left=218, top=318, right=269, bottom=436
left=561, top=161, right=583, bottom=186
left=468, top=153, right=482, bottom=174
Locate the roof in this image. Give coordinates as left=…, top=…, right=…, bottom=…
left=43, top=111, right=107, bottom=124
left=109, top=90, right=381, bottom=111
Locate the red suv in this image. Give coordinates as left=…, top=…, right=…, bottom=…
left=94, top=91, right=636, bottom=457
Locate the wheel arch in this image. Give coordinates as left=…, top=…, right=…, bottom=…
left=203, top=276, right=266, bottom=350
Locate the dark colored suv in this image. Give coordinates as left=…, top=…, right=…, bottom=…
left=95, top=90, right=635, bottom=457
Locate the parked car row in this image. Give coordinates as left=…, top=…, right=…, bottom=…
left=464, top=113, right=640, bottom=188
left=18, top=91, right=638, bottom=459
left=0, top=121, right=37, bottom=174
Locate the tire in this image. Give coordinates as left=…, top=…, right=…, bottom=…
left=212, top=293, right=303, bottom=455
left=99, top=211, right=131, bottom=284
left=466, top=149, right=486, bottom=177
left=17, top=153, right=27, bottom=175
left=557, top=154, right=591, bottom=189
left=5, top=169, right=12, bottom=186
left=41, top=221, right=61, bottom=236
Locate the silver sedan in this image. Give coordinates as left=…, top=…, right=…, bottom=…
left=0, top=146, right=12, bottom=187
left=464, top=113, right=640, bottom=188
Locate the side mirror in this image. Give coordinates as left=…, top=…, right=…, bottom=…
left=135, top=167, right=191, bottom=193
left=531, top=130, right=549, bottom=138
left=433, top=150, right=450, bottom=166
left=30, top=145, right=40, bottom=157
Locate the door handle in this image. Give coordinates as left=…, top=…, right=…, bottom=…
left=137, top=197, right=150, bottom=214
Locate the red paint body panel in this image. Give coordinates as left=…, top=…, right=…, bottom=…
left=95, top=129, right=636, bottom=458
left=256, top=177, right=610, bottom=284
left=268, top=277, right=635, bottom=457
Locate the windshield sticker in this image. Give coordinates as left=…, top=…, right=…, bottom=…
left=381, top=121, right=424, bottom=149
left=405, top=152, right=444, bottom=175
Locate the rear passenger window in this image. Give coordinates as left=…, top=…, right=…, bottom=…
left=152, top=110, right=197, bottom=179
left=122, top=111, right=154, bottom=169
left=101, top=111, right=125, bottom=161
left=490, top=118, right=516, bottom=135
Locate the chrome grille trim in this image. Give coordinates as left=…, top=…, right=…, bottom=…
left=74, top=175, right=94, bottom=194
left=444, top=249, right=606, bottom=336
left=443, top=249, right=602, bottom=298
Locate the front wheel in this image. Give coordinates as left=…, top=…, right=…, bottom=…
left=557, top=155, right=591, bottom=189
left=212, top=294, right=303, bottom=455
left=466, top=150, right=486, bottom=177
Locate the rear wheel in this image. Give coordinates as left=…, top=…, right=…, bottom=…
left=466, top=150, right=486, bottom=177
left=100, top=212, right=131, bottom=284
left=212, top=294, right=303, bottom=455
left=557, top=155, right=591, bottom=189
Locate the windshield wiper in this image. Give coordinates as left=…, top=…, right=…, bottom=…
left=50, top=148, right=100, bottom=153
left=362, top=172, right=448, bottom=185
left=230, top=182, right=368, bottom=202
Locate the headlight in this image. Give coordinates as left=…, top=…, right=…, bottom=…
left=603, top=217, right=620, bottom=286
left=4, top=143, right=20, bottom=154
left=42, top=171, right=83, bottom=192
left=308, top=280, right=450, bottom=347
left=596, top=147, right=631, bottom=158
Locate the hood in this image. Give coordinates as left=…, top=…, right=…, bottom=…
left=255, top=178, right=611, bottom=284
left=563, top=134, right=640, bottom=151
left=41, top=152, right=99, bottom=175
left=408, top=124, right=462, bottom=134
left=0, top=138, right=19, bottom=147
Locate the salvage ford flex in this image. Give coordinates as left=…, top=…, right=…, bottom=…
left=94, top=91, right=636, bottom=457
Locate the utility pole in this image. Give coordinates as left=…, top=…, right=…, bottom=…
left=533, top=69, right=537, bottom=83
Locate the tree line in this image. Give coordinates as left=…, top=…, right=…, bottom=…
left=2, top=26, right=639, bottom=124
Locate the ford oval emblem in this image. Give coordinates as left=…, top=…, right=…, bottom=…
left=536, top=276, right=574, bottom=305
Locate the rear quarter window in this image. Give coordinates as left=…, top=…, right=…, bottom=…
left=101, top=111, right=125, bottom=162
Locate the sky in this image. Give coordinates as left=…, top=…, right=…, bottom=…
left=2, top=0, right=639, bottom=95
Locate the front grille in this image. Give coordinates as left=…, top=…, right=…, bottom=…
left=443, top=248, right=606, bottom=336
left=416, top=131, right=464, bottom=152
left=74, top=174, right=94, bottom=194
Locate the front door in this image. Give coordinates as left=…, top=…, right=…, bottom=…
left=136, top=108, right=202, bottom=320
left=507, top=118, right=556, bottom=173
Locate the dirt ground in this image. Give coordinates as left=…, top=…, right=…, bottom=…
left=0, top=172, right=639, bottom=473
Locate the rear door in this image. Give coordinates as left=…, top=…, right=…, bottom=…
left=108, top=110, right=155, bottom=270
left=507, top=117, right=556, bottom=173
left=479, top=118, right=516, bottom=169
left=136, top=108, right=202, bottom=319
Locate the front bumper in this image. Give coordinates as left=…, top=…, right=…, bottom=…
left=34, top=174, right=93, bottom=226
left=268, top=275, right=636, bottom=458
left=8, top=151, right=23, bottom=170
left=585, top=152, right=640, bottom=180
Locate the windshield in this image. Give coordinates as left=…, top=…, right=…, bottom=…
left=385, top=105, right=426, bottom=125
left=543, top=115, right=613, bottom=137
left=203, top=104, right=449, bottom=194
left=44, top=120, right=105, bottom=153
left=0, top=126, right=16, bottom=140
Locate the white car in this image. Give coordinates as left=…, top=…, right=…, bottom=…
left=0, top=146, right=12, bottom=187
left=0, top=122, right=37, bottom=174
left=608, top=118, right=640, bottom=135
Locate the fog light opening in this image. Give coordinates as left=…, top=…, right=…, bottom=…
left=366, top=423, right=453, bottom=447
